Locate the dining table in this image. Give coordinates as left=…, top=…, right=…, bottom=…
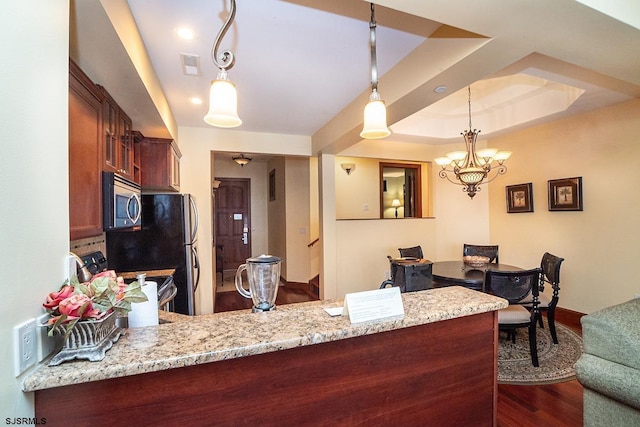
left=432, top=261, right=523, bottom=292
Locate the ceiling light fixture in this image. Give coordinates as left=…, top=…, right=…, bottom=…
left=233, top=154, right=251, bottom=167
left=434, top=85, right=511, bottom=199
left=204, top=0, right=242, bottom=128
left=360, top=3, right=390, bottom=140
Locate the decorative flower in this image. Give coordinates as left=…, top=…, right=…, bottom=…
left=43, top=270, right=148, bottom=339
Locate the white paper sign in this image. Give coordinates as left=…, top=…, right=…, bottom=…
left=342, top=287, right=404, bottom=324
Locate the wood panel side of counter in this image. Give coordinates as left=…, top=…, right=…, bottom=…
left=35, top=312, right=498, bottom=426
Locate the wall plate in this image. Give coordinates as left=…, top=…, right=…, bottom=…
left=14, top=318, right=37, bottom=376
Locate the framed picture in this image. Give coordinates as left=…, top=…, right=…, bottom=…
left=506, top=183, right=533, bottom=213
left=548, top=177, right=583, bottom=211
left=269, top=169, right=276, bottom=201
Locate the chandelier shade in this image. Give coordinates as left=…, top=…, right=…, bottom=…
left=434, top=86, right=511, bottom=198
left=204, top=0, right=242, bottom=128
left=360, top=3, right=390, bottom=140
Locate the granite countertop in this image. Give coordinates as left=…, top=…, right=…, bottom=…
left=22, top=286, right=507, bottom=392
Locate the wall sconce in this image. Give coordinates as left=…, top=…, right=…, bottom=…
left=233, top=154, right=251, bottom=167
left=392, top=198, right=401, bottom=218
left=341, top=163, right=356, bottom=175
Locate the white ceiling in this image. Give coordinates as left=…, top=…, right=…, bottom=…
left=71, top=0, right=640, bottom=150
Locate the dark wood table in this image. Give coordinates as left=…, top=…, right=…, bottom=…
left=432, top=261, right=522, bottom=291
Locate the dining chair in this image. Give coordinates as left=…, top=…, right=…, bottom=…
left=398, top=245, right=424, bottom=259
left=485, top=268, right=542, bottom=367
left=463, top=244, right=499, bottom=263
left=520, top=252, right=564, bottom=344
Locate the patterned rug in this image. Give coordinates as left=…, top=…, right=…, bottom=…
left=498, top=322, right=583, bottom=385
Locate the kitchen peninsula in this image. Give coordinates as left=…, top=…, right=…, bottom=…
left=24, top=287, right=507, bottom=425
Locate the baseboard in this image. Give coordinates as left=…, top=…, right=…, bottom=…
left=554, top=307, right=585, bottom=333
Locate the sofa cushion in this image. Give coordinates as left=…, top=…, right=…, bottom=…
left=581, top=298, right=640, bottom=370
left=576, top=353, right=640, bottom=410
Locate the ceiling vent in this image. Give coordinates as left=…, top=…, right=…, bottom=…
left=180, top=53, right=200, bottom=76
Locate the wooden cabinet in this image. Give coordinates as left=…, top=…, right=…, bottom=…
left=69, top=60, right=104, bottom=240
left=139, top=136, right=181, bottom=192
left=98, top=86, right=135, bottom=182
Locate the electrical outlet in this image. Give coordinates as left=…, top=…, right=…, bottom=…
left=36, top=313, right=58, bottom=362
left=14, top=318, right=37, bottom=376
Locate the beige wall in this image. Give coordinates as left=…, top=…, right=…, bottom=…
left=178, top=126, right=311, bottom=314
left=488, top=99, right=640, bottom=314
left=1, top=0, right=70, bottom=418
left=284, top=157, right=311, bottom=283
left=267, top=157, right=287, bottom=269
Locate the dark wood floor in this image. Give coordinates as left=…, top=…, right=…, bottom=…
left=214, top=286, right=583, bottom=426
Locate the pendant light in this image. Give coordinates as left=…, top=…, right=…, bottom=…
left=204, top=0, right=242, bottom=128
left=360, top=3, right=391, bottom=139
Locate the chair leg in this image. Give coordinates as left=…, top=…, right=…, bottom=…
left=528, top=323, right=539, bottom=367
left=548, top=308, right=558, bottom=344
left=537, top=312, right=544, bottom=328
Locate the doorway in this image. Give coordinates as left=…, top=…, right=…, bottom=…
left=214, top=178, right=252, bottom=284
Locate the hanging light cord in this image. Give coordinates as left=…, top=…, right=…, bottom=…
left=211, top=0, right=237, bottom=71
left=369, top=3, right=378, bottom=92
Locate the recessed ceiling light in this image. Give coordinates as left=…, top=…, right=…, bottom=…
left=434, top=86, right=447, bottom=93
left=189, top=97, right=203, bottom=105
left=177, top=28, right=194, bottom=40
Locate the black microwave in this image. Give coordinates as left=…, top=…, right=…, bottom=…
left=102, top=172, right=142, bottom=230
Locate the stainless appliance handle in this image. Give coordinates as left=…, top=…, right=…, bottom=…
left=192, top=246, right=200, bottom=291
left=189, top=195, right=198, bottom=244
left=127, top=193, right=141, bottom=224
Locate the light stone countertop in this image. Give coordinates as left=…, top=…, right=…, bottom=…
left=22, top=286, right=507, bottom=392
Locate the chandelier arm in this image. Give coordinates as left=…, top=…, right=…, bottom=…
left=483, top=164, right=508, bottom=184
left=211, top=0, right=237, bottom=71
left=369, top=3, right=378, bottom=92
left=438, top=169, right=466, bottom=186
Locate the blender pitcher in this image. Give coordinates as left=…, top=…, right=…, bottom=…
left=235, top=255, right=283, bottom=312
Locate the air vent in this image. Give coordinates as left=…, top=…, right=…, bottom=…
left=180, top=53, right=200, bottom=76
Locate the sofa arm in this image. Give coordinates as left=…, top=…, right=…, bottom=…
left=581, top=299, right=640, bottom=369
left=576, top=353, right=640, bottom=410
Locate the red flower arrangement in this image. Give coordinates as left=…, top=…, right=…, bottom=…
left=43, top=270, right=147, bottom=339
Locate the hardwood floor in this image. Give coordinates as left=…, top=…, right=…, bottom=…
left=214, top=286, right=584, bottom=426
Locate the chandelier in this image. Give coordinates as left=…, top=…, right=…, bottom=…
left=434, top=86, right=511, bottom=198
left=204, top=0, right=242, bottom=128
left=360, top=3, right=391, bottom=139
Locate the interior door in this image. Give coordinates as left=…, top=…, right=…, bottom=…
left=215, top=178, right=251, bottom=272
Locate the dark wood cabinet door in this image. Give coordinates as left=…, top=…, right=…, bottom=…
left=139, top=136, right=181, bottom=192
left=69, top=60, right=103, bottom=240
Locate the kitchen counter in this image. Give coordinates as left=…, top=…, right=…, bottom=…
left=23, top=286, right=505, bottom=392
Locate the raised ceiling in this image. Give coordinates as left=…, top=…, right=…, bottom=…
left=71, top=0, right=640, bottom=151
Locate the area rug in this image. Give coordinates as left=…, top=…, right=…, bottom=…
left=498, top=322, right=583, bottom=385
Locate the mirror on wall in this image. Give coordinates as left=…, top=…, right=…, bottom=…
left=380, top=162, right=422, bottom=219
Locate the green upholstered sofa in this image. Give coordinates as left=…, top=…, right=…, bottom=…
left=575, top=298, right=640, bottom=427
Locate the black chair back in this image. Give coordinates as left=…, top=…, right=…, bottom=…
left=540, top=252, right=564, bottom=292
left=463, top=244, right=499, bottom=263
left=485, top=268, right=541, bottom=304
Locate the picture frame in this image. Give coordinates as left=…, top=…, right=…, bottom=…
left=506, top=183, right=534, bottom=213
left=548, top=177, right=583, bottom=211
left=269, top=169, right=276, bottom=201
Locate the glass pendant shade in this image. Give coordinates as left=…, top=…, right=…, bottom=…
left=204, top=72, right=242, bottom=128
left=360, top=93, right=390, bottom=139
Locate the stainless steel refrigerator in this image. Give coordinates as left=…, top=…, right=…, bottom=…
left=106, top=193, right=200, bottom=315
